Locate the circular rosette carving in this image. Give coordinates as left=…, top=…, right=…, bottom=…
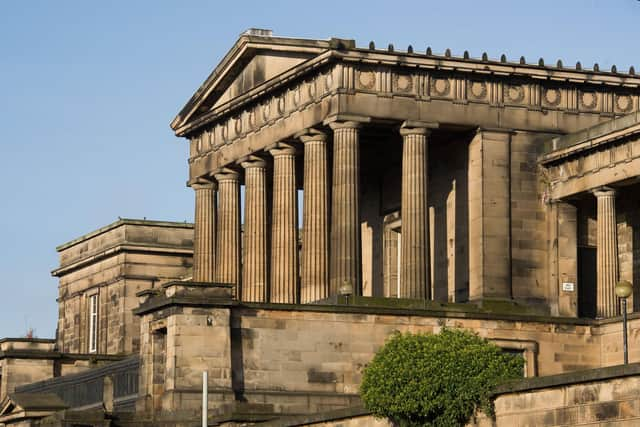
left=431, top=78, right=451, bottom=97
left=221, top=123, right=228, bottom=143
left=358, top=70, right=376, bottom=90
left=324, top=71, right=334, bottom=90
left=615, top=94, right=633, bottom=112
left=505, top=84, right=525, bottom=103
left=580, top=91, right=598, bottom=110
left=201, top=131, right=212, bottom=151
left=248, top=109, right=256, bottom=128
left=394, top=74, right=413, bottom=93
left=544, top=88, right=561, bottom=106
left=262, top=101, right=271, bottom=122
left=292, top=87, right=301, bottom=107
left=307, top=80, right=317, bottom=99
left=467, top=80, right=487, bottom=100
left=234, top=117, right=242, bottom=135
left=277, top=95, right=285, bottom=115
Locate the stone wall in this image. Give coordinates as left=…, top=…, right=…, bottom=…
left=492, top=363, right=640, bottom=426
left=256, top=365, right=640, bottom=426
left=136, top=289, right=612, bottom=419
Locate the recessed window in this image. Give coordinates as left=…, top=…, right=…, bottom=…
left=89, top=294, right=98, bottom=353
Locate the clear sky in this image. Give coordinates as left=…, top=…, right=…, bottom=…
left=1, top=0, right=639, bottom=339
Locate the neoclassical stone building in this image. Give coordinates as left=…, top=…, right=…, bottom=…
left=175, top=29, right=640, bottom=318
left=3, top=30, right=640, bottom=426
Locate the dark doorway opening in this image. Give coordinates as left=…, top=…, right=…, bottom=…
left=578, top=246, right=597, bottom=318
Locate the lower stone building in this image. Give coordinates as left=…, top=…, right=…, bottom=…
left=3, top=30, right=640, bottom=426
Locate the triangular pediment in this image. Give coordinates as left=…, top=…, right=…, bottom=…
left=211, top=52, right=310, bottom=109
left=171, top=32, right=333, bottom=135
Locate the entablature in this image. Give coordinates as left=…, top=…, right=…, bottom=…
left=539, top=113, right=640, bottom=199
left=176, top=36, right=640, bottom=182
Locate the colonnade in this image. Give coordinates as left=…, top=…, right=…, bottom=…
left=191, top=121, right=433, bottom=303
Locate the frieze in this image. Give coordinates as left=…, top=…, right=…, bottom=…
left=189, top=66, right=339, bottom=161
left=187, top=62, right=640, bottom=163
left=546, top=138, right=640, bottom=185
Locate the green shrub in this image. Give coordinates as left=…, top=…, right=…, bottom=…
left=360, top=328, right=523, bottom=427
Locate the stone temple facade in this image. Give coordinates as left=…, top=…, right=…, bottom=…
left=3, top=30, right=640, bottom=426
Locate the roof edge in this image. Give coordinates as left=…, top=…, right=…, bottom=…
left=55, top=218, right=194, bottom=252
left=170, top=33, right=334, bottom=133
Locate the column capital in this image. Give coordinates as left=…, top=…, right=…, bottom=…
left=214, top=168, right=240, bottom=182
left=323, top=114, right=371, bottom=128
left=188, top=177, right=218, bottom=190
left=295, top=128, right=327, bottom=144
left=268, top=142, right=297, bottom=157
left=191, top=178, right=217, bottom=191
left=400, top=127, right=432, bottom=137
left=328, top=121, right=362, bottom=131
left=240, top=156, right=267, bottom=169
left=187, top=176, right=218, bottom=190
left=593, top=187, right=616, bottom=198
left=401, top=120, right=438, bottom=134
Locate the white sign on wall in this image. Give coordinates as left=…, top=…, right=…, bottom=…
left=562, top=282, right=575, bottom=292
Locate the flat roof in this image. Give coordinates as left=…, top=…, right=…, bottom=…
left=56, top=218, right=194, bottom=252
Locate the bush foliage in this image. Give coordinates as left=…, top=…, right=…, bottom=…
left=360, top=328, right=523, bottom=427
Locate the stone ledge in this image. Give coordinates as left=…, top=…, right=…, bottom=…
left=0, top=338, right=55, bottom=344
left=55, top=218, right=194, bottom=252
left=52, top=243, right=193, bottom=277
left=133, top=292, right=602, bottom=326
left=495, top=363, right=640, bottom=395
left=17, top=356, right=138, bottom=393
left=259, top=405, right=371, bottom=427
left=543, top=111, right=640, bottom=157
left=240, top=299, right=595, bottom=326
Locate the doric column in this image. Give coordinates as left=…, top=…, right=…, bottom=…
left=300, top=130, right=329, bottom=303
left=400, top=126, right=430, bottom=299
left=192, top=179, right=217, bottom=282
left=329, top=121, right=361, bottom=296
left=215, top=170, right=241, bottom=292
left=241, top=158, right=268, bottom=302
left=595, top=188, right=618, bottom=318
left=269, top=144, right=298, bottom=303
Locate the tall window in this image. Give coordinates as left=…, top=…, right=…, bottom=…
left=89, top=294, right=98, bottom=353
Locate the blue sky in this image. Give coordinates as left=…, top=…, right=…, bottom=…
left=1, top=1, right=639, bottom=338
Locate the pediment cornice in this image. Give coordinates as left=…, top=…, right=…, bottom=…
left=176, top=43, right=640, bottom=139
left=171, top=34, right=334, bottom=135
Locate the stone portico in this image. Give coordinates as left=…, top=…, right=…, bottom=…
left=173, top=29, right=640, bottom=317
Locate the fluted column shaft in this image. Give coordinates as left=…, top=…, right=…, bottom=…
left=400, top=127, right=430, bottom=299
left=215, top=170, right=241, bottom=293
left=269, top=144, right=298, bottom=303
left=241, top=159, right=268, bottom=302
left=300, top=132, right=329, bottom=303
left=595, top=188, right=618, bottom=318
left=192, top=180, right=217, bottom=282
left=329, top=121, right=361, bottom=295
